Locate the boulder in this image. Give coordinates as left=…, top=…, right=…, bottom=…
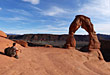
left=14, top=40, right=28, bottom=47
left=0, top=30, right=7, bottom=38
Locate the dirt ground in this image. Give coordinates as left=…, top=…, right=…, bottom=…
left=0, top=37, right=110, bottom=75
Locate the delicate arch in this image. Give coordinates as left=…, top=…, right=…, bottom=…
left=65, top=15, right=100, bottom=51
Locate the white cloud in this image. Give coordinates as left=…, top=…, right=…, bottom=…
left=94, top=23, right=110, bottom=33
left=7, top=9, right=32, bottom=16
left=30, top=6, right=74, bottom=18
left=40, top=25, right=68, bottom=34
left=0, top=17, right=28, bottom=21
left=54, top=20, right=71, bottom=26
left=5, top=26, right=68, bottom=34
left=22, top=0, right=40, bottom=5
left=0, top=8, right=2, bottom=10
left=30, top=6, right=42, bottom=11
left=46, top=25, right=67, bottom=30
left=41, top=6, right=68, bottom=16
left=77, top=0, right=110, bottom=18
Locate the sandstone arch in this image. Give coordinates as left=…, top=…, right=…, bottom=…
left=65, top=15, right=103, bottom=60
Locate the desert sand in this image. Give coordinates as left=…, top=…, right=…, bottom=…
left=0, top=37, right=110, bottom=75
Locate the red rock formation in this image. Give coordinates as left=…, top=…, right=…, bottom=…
left=65, top=15, right=103, bottom=60
left=0, top=30, right=7, bottom=38
left=14, top=40, right=28, bottom=47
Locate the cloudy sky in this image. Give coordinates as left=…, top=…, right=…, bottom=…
left=0, top=0, right=110, bottom=34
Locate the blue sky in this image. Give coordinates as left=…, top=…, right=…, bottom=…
left=0, top=0, right=110, bottom=34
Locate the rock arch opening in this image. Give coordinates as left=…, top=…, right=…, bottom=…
left=74, top=27, right=89, bottom=50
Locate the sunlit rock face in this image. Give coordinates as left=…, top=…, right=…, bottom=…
left=0, top=30, right=7, bottom=38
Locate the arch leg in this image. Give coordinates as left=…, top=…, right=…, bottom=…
left=65, top=23, right=81, bottom=48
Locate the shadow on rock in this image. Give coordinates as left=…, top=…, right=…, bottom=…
left=79, top=44, right=110, bottom=62
left=79, top=45, right=89, bottom=52
left=0, top=51, right=5, bottom=55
